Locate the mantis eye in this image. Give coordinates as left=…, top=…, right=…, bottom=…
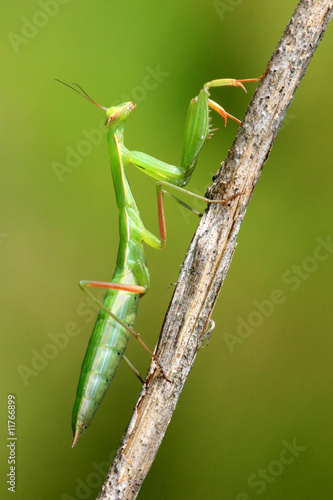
left=106, top=112, right=119, bottom=126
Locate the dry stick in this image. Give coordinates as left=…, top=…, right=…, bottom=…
left=98, top=1, right=333, bottom=498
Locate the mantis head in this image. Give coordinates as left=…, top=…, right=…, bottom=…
left=105, top=102, right=136, bottom=128
left=55, top=80, right=136, bottom=128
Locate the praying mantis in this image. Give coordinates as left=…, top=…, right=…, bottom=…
left=56, top=75, right=260, bottom=447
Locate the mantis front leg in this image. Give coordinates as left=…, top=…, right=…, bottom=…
left=127, top=77, right=261, bottom=189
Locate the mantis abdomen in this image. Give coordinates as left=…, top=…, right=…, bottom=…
left=72, top=287, right=140, bottom=439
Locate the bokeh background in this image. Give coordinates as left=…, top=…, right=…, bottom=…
left=1, top=1, right=332, bottom=499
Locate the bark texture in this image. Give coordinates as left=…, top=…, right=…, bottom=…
left=98, top=1, right=333, bottom=498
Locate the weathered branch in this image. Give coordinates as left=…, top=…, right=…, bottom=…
left=97, top=1, right=333, bottom=498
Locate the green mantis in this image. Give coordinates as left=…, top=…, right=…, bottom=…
left=56, top=76, right=260, bottom=447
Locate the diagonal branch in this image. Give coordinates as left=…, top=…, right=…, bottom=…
left=98, top=1, right=333, bottom=498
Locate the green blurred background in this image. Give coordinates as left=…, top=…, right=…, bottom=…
left=1, top=1, right=332, bottom=499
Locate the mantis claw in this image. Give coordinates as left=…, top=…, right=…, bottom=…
left=234, top=81, right=247, bottom=93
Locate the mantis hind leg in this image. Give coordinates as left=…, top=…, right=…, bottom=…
left=123, top=355, right=144, bottom=384
left=79, top=280, right=170, bottom=381
left=200, top=319, right=215, bottom=349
